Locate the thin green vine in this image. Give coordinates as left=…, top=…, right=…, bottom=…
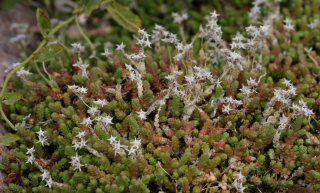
left=34, top=62, right=58, bottom=91
left=0, top=15, right=76, bottom=129
left=75, top=14, right=96, bottom=51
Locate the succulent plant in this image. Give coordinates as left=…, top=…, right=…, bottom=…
left=0, top=0, right=320, bottom=193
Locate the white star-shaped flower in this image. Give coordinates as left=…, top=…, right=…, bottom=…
left=41, top=170, right=50, bottom=181
left=45, top=177, right=53, bottom=188
left=107, top=135, right=117, bottom=145
left=304, top=47, right=312, bottom=54
left=113, top=141, right=124, bottom=155
left=36, top=128, right=45, bottom=137
left=72, top=142, right=80, bottom=150
left=102, top=115, right=113, bottom=127
left=239, top=186, right=246, bottom=193
left=70, top=153, right=84, bottom=171
left=76, top=87, right=88, bottom=95
left=17, top=68, right=32, bottom=77
left=283, top=18, right=295, bottom=31
left=233, top=32, right=245, bottom=42
left=26, top=155, right=35, bottom=164
left=215, top=78, right=222, bottom=88
left=185, top=75, right=196, bottom=85
left=237, top=172, right=245, bottom=181
left=222, top=104, right=233, bottom=115
left=308, top=20, right=318, bottom=29
left=173, top=53, right=183, bottom=61
left=130, top=138, right=141, bottom=148
left=128, top=148, right=137, bottom=155
left=79, top=139, right=87, bottom=148
left=172, top=11, right=188, bottom=24
left=76, top=131, right=86, bottom=139
left=165, top=74, right=175, bottom=81
left=210, top=11, right=219, bottom=19
left=87, top=106, right=100, bottom=116
left=71, top=43, right=84, bottom=51
left=116, top=42, right=126, bottom=51
left=247, top=77, right=258, bottom=87
left=93, top=99, right=107, bottom=107
left=81, top=117, right=93, bottom=127
left=240, top=86, right=253, bottom=97
left=26, top=147, right=35, bottom=155
left=101, top=48, right=111, bottom=57
left=137, top=110, right=147, bottom=120
left=68, top=84, right=78, bottom=91
left=138, top=28, right=151, bottom=38
left=283, top=79, right=292, bottom=87
left=287, top=86, right=296, bottom=96
left=299, top=100, right=307, bottom=107
left=38, top=137, right=48, bottom=146
left=143, top=39, right=152, bottom=47
left=73, top=61, right=89, bottom=70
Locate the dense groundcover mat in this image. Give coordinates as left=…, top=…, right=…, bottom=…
left=0, top=0, right=320, bottom=192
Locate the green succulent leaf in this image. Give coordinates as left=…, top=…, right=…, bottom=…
left=2, top=92, right=22, bottom=106
left=76, top=0, right=102, bottom=16
left=36, top=8, right=51, bottom=37
left=35, top=43, right=64, bottom=62
left=0, top=134, right=20, bottom=146
left=106, top=1, right=142, bottom=32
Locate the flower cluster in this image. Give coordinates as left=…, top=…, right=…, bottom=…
left=199, top=11, right=222, bottom=44
left=16, top=67, right=32, bottom=78
left=71, top=42, right=85, bottom=53
left=26, top=147, right=59, bottom=188
left=232, top=172, right=246, bottom=193
left=283, top=18, right=295, bottom=32
left=128, top=138, right=142, bottom=156
left=136, top=29, right=152, bottom=48
left=291, top=100, right=314, bottom=117
left=152, top=24, right=178, bottom=44
left=308, top=19, right=319, bottom=29
left=220, top=96, right=243, bottom=115
left=108, top=135, right=142, bottom=157
left=221, top=49, right=247, bottom=71
left=40, top=170, right=54, bottom=188
left=248, top=0, right=267, bottom=22
left=26, top=147, right=36, bottom=164
left=72, top=131, right=87, bottom=150
left=240, top=77, right=259, bottom=97
left=72, top=58, right=89, bottom=78
left=151, top=24, right=192, bottom=61
left=272, top=79, right=297, bottom=106
left=108, top=135, right=128, bottom=156
left=36, top=128, right=49, bottom=146
left=67, top=85, right=88, bottom=97
left=172, top=11, right=188, bottom=24
left=273, top=114, right=290, bottom=147
left=69, top=153, right=84, bottom=171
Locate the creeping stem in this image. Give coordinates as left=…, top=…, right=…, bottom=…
left=0, top=16, right=75, bottom=129
left=75, top=14, right=96, bottom=51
